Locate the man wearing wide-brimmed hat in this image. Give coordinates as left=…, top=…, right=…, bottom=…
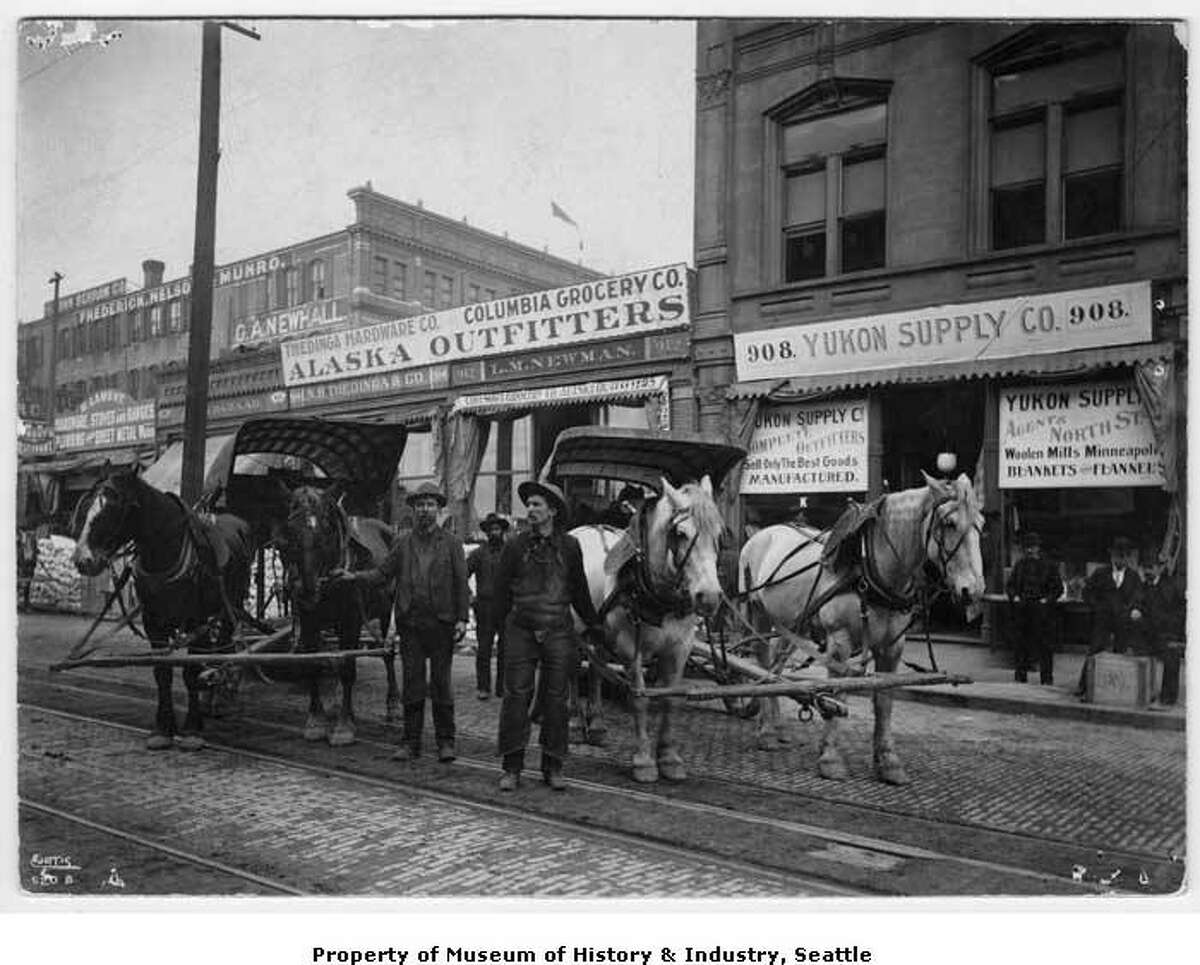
left=1078, top=535, right=1145, bottom=697
left=1005, top=531, right=1063, bottom=685
left=338, top=481, right=468, bottom=761
left=467, top=512, right=510, bottom=700
left=492, top=479, right=602, bottom=792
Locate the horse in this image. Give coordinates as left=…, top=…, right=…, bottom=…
left=739, top=472, right=985, bottom=784
left=72, top=467, right=253, bottom=751
left=571, top=475, right=725, bottom=783
left=274, top=483, right=398, bottom=746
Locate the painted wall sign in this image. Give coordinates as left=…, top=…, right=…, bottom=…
left=741, top=399, right=869, bottom=494
left=76, top=278, right=191, bottom=323
left=279, top=264, right=690, bottom=388
left=230, top=298, right=347, bottom=348
left=18, top=420, right=55, bottom=458
left=44, top=278, right=127, bottom=316
left=215, top=252, right=290, bottom=288
left=289, top=366, right=450, bottom=410
left=159, top=390, right=288, bottom=426
left=734, top=281, right=1152, bottom=382
left=55, top=390, right=156, bottom=452
left=999, top=379, right=1163, bottom=489
left=450, top=375, right=669, bottom=416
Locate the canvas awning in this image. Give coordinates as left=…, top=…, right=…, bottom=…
left=727, top=341, right=1176, bottom=400
left=141, top=435, right=236, bottom=495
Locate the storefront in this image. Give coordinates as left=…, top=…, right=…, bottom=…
left=728, top=279, right=1185, bottom=637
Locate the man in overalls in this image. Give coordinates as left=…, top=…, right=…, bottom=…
left=494, top=480, right=601, bottom=791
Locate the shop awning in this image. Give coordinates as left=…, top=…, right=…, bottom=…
left=728, top=341, right=1176, bottom=400
left=451, top=375, right=669, bottom=417
left=141, top=435, right=236, bottom=495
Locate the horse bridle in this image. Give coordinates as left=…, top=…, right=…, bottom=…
left=923, top=493, right=984, bottom=578
left=73, top=475, right=137, bottom=560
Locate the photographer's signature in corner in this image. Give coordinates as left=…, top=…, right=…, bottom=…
left=27, top=854, right=127, bottom=890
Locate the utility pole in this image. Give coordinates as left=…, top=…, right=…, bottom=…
left=180, top=20, right=260, bottom=506
left=47, top=271, right=63, bottom=421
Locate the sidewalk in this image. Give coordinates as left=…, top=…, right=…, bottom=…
left=892, top=636, right=1186, bottom=732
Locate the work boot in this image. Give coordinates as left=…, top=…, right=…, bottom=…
left=437, top=743, right=456, bottom=763
left=392, top=743, right=419, bottom=762
left=542, top=769, right=567, bottom=792
left=498, top=770, right=520, bottom=792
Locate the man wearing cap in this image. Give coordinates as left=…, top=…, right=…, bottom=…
left=493, top=479, right=602, bottom=792
left=338, top=481, right=468, bottom=762
left=601, top=484, right=646, bottom=529
left=1005, top=532, right=1064, bottom=684
left=467, top=512, right=510, bottom=700
left=1077, top=536, right=1145, bottom=696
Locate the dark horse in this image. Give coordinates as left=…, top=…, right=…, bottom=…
left=275, top=483, right=397, bottom=746
left=72, top=468, right=253, bottom=751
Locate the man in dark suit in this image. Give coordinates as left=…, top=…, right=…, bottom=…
left=467, top=512, right=510, bottom=700
left=1076, top=536, right=1144, bottom=697
left=1138, top=559, right=1185, bottom=706
left=1005, top=532, right=1064, bottom=684
left=340, top=481, right=469, bottom=762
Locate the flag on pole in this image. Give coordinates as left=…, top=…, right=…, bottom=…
left=551, top=201, right=578, bottom=228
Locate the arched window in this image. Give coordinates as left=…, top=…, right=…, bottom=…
left=309, top=259, right=327, bottom=300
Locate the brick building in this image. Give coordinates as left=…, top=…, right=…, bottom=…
left=692, top=20, right=1186, bottom=630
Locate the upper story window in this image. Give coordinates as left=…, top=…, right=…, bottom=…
left=484, top=288, right=496, bottom=301
left=74, top=321, right=87, bottom=356
left=390, top=261, right=407, bottom=300
left=309, top=259, right=327, bottom=300
left=766, top=79, right=891, bottom=284
left=149, top=305, right=164, bottom=338
left=130, top=309, right=144, bottom=342
left=980, top=26, right=1125, bottom=251
left=439, top=275, right=455, bottom=308
left=468, top=284, right=480, bottom=304
left=423, top=271, right=437, bottom=308
left=168, top=299, right=183, bottom=334
left=371, top=255, right=388, bottom=295
left=285, top=267, right=300, bottom=307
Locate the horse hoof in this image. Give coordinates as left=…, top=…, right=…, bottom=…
left=876, top=761, right=911, bottom=786
left=303, top=715, right=327, bottom=742
left=568, top=723, right=586, bottom=744
left=818, top=756, right=849, bottom=781
left=146, top=733, right=174, bottom=751
left=178, top=734, right=205, bottom=752
left=658, top=761, right=687, bottom=782
left=631, top=765, right=660, bottom=784
left=328, top=727, right=356, bottom=748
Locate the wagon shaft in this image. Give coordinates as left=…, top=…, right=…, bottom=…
left=50, top=648, right=392, bottom=672
left=638, top=670, right=972, bottom=700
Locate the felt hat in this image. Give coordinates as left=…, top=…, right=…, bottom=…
left=1110, top=536, right=1135, bottom=554
left=517, top=479, right=567, bottom=517
left=616, top=484, right=644, bottom=503
left=1020, top=531, right=1042, bottom=548
left=480, top=512, right=510, bottom=533
left=406, top=481, right=447, bottom=508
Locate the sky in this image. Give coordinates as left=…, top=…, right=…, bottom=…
left=14, top=16, right=696, bottom=321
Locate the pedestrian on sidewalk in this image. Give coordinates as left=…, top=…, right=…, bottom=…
left=1137, top=557, right=1185, bottom=706
left=1076, top=536, right=1144, bottom=697
left=468, top=512, right=509, bottom=700
left=494, top=480, right=602, bottom=792
left=337, top=482, right=468, bottom=762
left=1005, top=531, right=1063, bottom=684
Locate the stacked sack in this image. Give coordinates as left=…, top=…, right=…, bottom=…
left=28, top=535, right=84, bottom=613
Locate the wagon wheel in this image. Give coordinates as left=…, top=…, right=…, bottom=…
left=699, top=607, right=761, bottom=719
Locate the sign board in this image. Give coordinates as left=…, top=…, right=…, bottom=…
left=18, top=421, right=55, bottom=458
left=159, top=389, right=288, bottom=426
left=44, top=277, right=127, bottom=316
left=279, top=264, right=690, bottom=388
left=998, top=379, right=1164, bottom=489
left=55, top=390, right=156, bottom=452
left=734, top=281, right=1152, bottom=382
left=289, top=366, right=450, bottom=410
left=451, top=331, right=689, bottom=386
left=741, top=399, right=869, bottom=494
left=76, top=278, right=191, bottom=324
left=451, top=375, right=669, bottom=417
left=230, top=298, right=347, bottom=349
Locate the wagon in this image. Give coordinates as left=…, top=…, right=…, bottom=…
left=543, top=425, right=972, bottom=726
left=52, top=416, right=410, bottom=688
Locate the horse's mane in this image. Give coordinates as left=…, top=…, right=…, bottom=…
left=657, top=480, right=724, bottom=544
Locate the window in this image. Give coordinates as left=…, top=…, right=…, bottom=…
left=440, top=275, right=454, bottom=308
left=983, top=30, right=1125, bottom=250
left=771, top=89, right=889, bottom=282
left=74, top=322, right=87, bottom=356
left=149, top=306, right=163, bottom=338
left=468, top=284, right=480, bottom=304
left=484, top=288, right=496, bottom=301
left=371, top=255, right=389, bottom=295
left=310, top=259, right=327, bottom=300
left=390, top=261, right=407, bottom=300
left=128, top=369, right=141, bottom=399
left=130, top=309, right=144, bottom=342
left=423, top=271, right=437, bottom=307
left=169, top=300, right=183, bottom=334
left=285, top=267, right=300, bottom=307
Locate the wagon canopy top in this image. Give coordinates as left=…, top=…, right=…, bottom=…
left=214, top=417, right=408, bottom=502
left=544, top=426, right=746, bottom=493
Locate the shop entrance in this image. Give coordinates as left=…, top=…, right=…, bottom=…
left=880, top=383, right=984, bottom=490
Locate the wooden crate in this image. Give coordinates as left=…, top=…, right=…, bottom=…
left=1086, top=653, right=1159, bottom=707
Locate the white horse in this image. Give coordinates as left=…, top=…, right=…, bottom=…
left=740, top=472, right=985, bottom=784
left=571, top=476, right=725, bottom=783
